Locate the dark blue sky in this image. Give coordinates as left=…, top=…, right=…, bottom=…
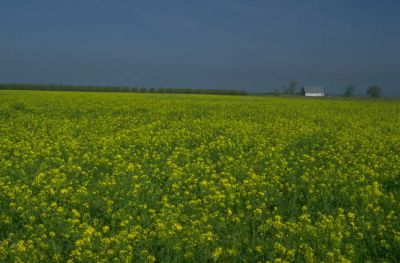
left=1, top=0, right=399, bottom=95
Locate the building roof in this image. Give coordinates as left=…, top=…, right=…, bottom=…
left=303, top=86, right=325, bottom=93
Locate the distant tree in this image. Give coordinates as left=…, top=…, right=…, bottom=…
left=281, top=85, right=287, bottom=94
left=300, top=87, right=305, bottom=96
left=366, top=85, right=381, bottom=98
left=279, top=80, right=297, bottom=95
left=344, top=85, right=356, bottom=97
left=288, top=80, right=297, bottom=95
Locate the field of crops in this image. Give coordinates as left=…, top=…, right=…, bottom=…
left=0, top=90, right=399, bottom=262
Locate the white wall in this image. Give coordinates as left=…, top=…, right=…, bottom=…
left=305, top=92, right=325, bottom=97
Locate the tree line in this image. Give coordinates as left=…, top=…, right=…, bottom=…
left=344, top=84, right=382, bottom=98
left=0, top=83, right=248, bottom=96
left=0, top=83, right=385, bottom=98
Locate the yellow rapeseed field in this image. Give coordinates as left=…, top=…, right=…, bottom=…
left=0, top=90, right=399, bottom=262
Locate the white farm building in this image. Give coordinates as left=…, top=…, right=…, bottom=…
left=301, top=86, right=325, bottom=97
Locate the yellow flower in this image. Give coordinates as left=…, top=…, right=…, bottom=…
left=103, top=226, right=110, bottom=233
left=174, top=223, right=183, bottom=231
left=212, top=247, right=223, bottom=261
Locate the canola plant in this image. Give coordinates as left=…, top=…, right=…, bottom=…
left=0, top=91, right=399, bottom=262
